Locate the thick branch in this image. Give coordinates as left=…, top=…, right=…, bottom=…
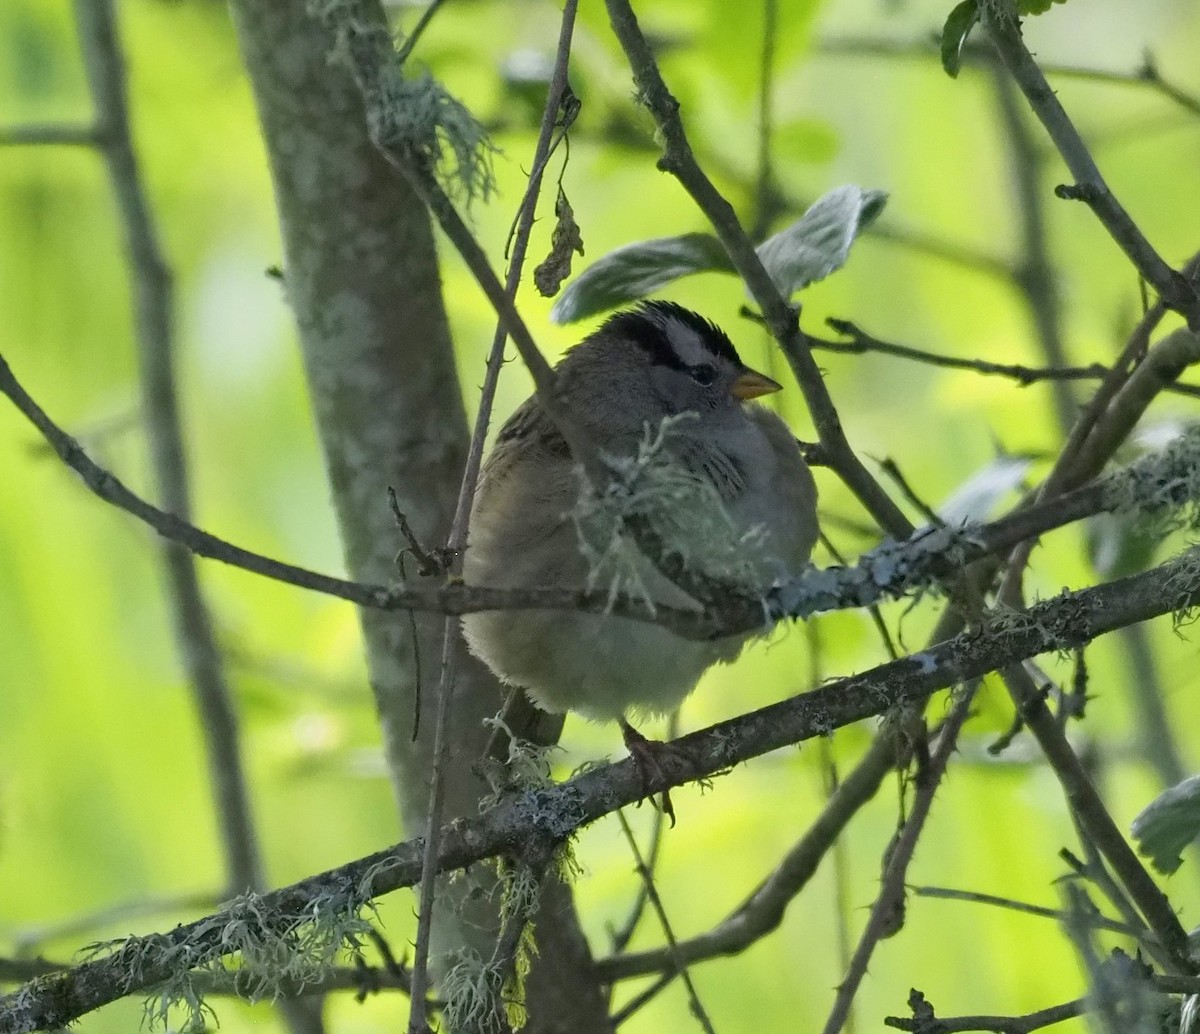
left=5, top=547, right=1200, bottom=1032
left=8, top=346, right=1200, bottom=640
left=603, top=0, right=912, bottom=538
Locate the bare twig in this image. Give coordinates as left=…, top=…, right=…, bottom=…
left=0, top=122, right=99, bottom=146
left=887, top=969, right=1200, bottom=1033
left=598, top=732, right=899, bottom=981
left=610, top=973, right=673, bottom=1027
left=814, top=624, right=857, bottom=1034
left=991, top=65, right=1075, bottom=431
left=995, top=660, right=1187, bottom=970
left=608, top=714, right=676, bottom=957
left=395, top=0, right=448, bottom=64
left=751, top=0, right=780, bottom=241
left=983, top=4, right=1198, bottom=326
left=1070, top=328, right=1200, bottom=477
left=1133, top=52, right=1200, bottom=118
left=884, top=995, right=1084, bottom=1033
left=814, top=320, right=1200, bottom=400
left=818, top=36, right=1200, bottom=120
left=614, top=810, right=717, bottom=1034
left=405, top=2, right=581, bottom=1026
left=72, top=0, right=266, bottom=903
left=908, top=885, right=1137, bottom=938
left=820, top=691, right=977, bottom=1034
left=603, top=0, right=913, bottom=540
left=8, top=891, right=220, bottom=956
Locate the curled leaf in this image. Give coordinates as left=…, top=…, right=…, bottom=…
left=549, top=233, right=733, bottom=324
left=533, top=187, right=585, bottom=298
left=1131, top=774, right=1200, bottom=875
left=754, top=185, right=888, bottom=299
left=941, top=0, right=980, bottom=79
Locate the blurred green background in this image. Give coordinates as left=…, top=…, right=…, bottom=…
left=3, top=0, right=1200, bottom=1030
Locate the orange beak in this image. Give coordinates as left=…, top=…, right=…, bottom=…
left=731, top=367, right=783, bottom=400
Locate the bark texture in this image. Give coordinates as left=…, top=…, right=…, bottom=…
left=225, top=1, right=611, bottom=1028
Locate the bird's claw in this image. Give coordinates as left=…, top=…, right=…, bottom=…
left=620, top=720, right=696, bottom=826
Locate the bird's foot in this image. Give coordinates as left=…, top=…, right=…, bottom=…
left=620, top=720, right=695, bottom=827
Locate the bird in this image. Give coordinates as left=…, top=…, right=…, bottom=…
left=461, top=300, right=819, bottom=787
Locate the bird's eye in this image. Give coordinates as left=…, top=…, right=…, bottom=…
left=689, top=363, right=717, bottom=386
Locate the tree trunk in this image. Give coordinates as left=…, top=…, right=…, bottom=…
left=225, top=1, right=612, bottom=1029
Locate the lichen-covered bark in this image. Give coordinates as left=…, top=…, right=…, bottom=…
left=225, top=1, right=610, bottom=1028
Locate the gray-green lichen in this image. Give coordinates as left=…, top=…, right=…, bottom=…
left=572, top=414, right=772, bottom=612
left=308, top=0, right=496, bottom=203
left=83, top=885, right=376, bottom=1031
left=1104, top=426, right=1200, bottom=536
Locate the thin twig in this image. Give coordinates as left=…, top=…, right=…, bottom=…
left=990, top=63, right=1075, bottom=432
left=1060, top=839, right=1155, bottom=965
left=608, top=713, right=676, bottom=957
left=983, top=4, right=1198, bottom=326
left=602, top=0, right=913, bottom=540
left=598, top=731, right=901, bottom=982
left=815, top=320, right=1200, bottom=400
left=8, top=891, right=220, bottom=956
left=819, top=532, right=901, bottom=660
left=995, top=660, right=1188, bottom=971
left=813, top=622, right=856, bottom=1034
left=876, top=459, right=944, bottom=529
left=0, top=122, right=100, bottom=146
left=908, top=885, right=1137, bottom=938
left=395, top=0, right=448, bottom=64
left=405, top=2, right=581, bottom=1027
left=610, top=973, right=673, bottom=1027
left=818, top=36, right=1200, bottom=120
left=71, top=0, right=267, bottom=903
left=820, top=689, right=977, bottom=1034
left=751, top=0, right=779, bottom=241
left=884, top=997, right=1084, bottom=1033
left=615, top=810, right=717, bottom=1034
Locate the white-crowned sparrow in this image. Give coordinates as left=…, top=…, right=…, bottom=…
left=462, top=300, right=818, bottom=739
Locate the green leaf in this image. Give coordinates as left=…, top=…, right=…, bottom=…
left=1131, top=775, right=1200, bottom=875
left=550, top=185, right=885, bottom=322
left=549, top=233, right=734, bottom=324
left=940, top=0, right=980, bottom=79
left=1018, top=0, right=1069, bottom=13
left=754, top=186, right=888, bottom=299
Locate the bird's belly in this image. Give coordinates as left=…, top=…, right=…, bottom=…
left=461, top=608, right=743, bottom=724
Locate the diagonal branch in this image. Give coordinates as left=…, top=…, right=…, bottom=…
left=405, top=0, right=581, bottom=1024
left=603, top=0, right=913, bottom=539
left=9, top=343, right=1200, bottom=639
left=13, top=342, right=1200, bottom=639
left=983, top=3, right=1199, bottom=326
left=71, top=0, right=267, bottom=903
left=5, top=546, right=1200, bottom=1032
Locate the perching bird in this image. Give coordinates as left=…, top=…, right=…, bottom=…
left=462, top=300, right=818, bottom=758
